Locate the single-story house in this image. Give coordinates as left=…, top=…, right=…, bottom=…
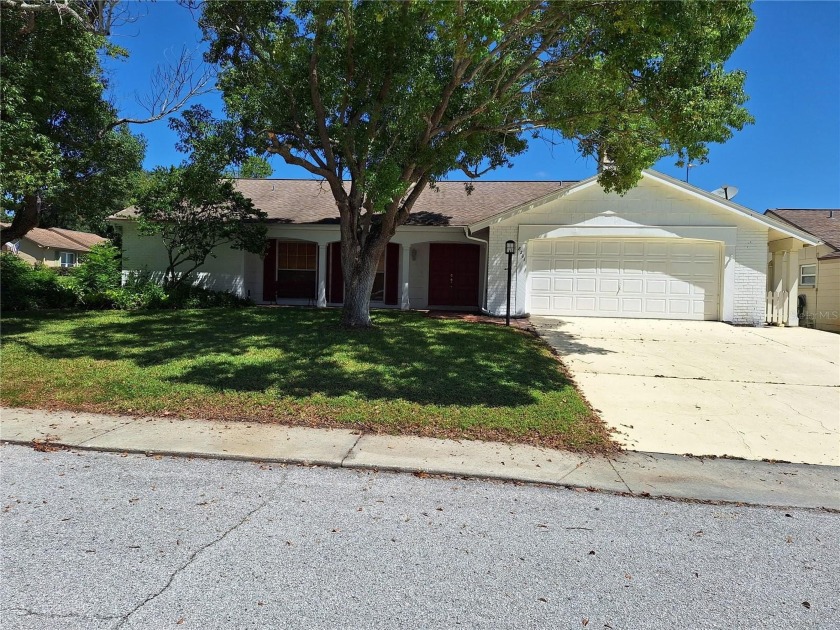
left=0, top=224, right=107, bottom=268
left=110, top=169, right=819, bottom=325
left=764, top=209, right=840, bottom=332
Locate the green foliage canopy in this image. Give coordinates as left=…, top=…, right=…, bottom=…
left=135, top=109, right=268, bottom=290
left=0, top=3, right=145, bottom=239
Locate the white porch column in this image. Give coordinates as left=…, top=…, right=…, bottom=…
left=317, top=243, right=327, bottom=307
left=772, top=251, right=785, bottom=293
left=400, top=244, right=411, bottom=310
left=785, top=245, right=801, bottom=326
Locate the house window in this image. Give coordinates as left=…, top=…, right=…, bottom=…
left=59, top=251, right=77, bottom=268
left=371, top=252, right=386, bottom=302
left=800, top=264, right=816, bottom=287
left=276, top=241, right=317, bottom=299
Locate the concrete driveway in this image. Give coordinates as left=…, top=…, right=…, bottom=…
left=532, top=317, right=840, bottom=466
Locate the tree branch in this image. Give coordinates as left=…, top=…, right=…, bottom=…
left=103, top=46, right=214, bottom=135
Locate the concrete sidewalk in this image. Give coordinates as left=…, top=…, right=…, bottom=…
left=2, top=407, right=838, bottom=510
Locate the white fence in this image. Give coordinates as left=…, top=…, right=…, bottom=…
left=765, top=290, right=789, bottom=325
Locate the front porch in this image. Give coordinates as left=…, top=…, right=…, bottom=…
left=252, top=228, right=487, bottom=312
left=766, top=238, right=805, bottom=326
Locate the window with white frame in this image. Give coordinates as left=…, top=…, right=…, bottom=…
left=59, top=251, right=77, bottom=268
left=800, top=264, right=816, bottom=287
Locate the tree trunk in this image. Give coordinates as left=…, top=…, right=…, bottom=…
left=340, top=247, right=380, bottom=328
left=1, top=194, right=40, bottom=246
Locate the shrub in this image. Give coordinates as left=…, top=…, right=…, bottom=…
left=0, top=253, right=77, bottom=311
left=70, top=243, right=121, bottom=294
left=164, top=284, right=252, bottom=309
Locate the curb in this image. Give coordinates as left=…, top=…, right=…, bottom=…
left=2, top=407, right=838, bottom=511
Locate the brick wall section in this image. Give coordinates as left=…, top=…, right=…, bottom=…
left=733, top=225, right=769, bottom=324
left=487, top=225, right=519, bottom=315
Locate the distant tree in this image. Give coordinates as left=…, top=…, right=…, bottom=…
left=225, top=156, right=274, bottom=179
left=196, top=0, right=755, bottom=328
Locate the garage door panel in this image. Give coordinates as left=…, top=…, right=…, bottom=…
left=623, top=279, right=644, bottom=293
left=553, top=277, right=573, bottom=292
left=598, top=297, right=620, bottom=312
left=646, top=243, right=669, bottom=257
left=554, top=241, right=575, bottom=255
left=528, top=238, right=720, bottom=320
left=531, top=276, right=551, bottom=292
left=599, top=279, right=620, bottom=293
left=553, top=258, right=574, bottom=272
left=531, top=240, right=553, bottom=255
left=552, top=295, right=573, bottom=310
left=623, top=242, right=645, bottom=256
left=645, top=299, right=667, bottom=313
left=531, top=295, right=550, bottom=311
left=599, top=259, right=620, bottom=273
left=622, top=264, right=644, bottom=275
left=600, top=242, right=621, bottom=256
left=577, top=241, right=598, bottom=255
left=669, top=280, right=691, bottom=295
left=575, top=278, right=596, bottom=292
left=621, top=298, right=643, bottom=313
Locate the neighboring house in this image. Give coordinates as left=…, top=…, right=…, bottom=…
left=0, top=224, right=107, bottom=268
left=110, top=169, right=817, bottom=325
left=764, top=209, right=840, bottom=332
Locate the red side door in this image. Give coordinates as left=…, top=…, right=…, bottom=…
left=428, top=243, right=480, bottom=308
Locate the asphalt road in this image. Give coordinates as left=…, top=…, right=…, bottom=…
left=1, top=444, right=837, bottom=630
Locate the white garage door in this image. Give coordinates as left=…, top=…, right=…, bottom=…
left=528, top=238, right=720, bottom=320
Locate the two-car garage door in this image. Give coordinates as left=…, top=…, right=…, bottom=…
left=528, top=238, right=721, bottom=320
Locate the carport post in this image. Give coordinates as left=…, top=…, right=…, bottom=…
left=505, top=240, right=516, bottom=326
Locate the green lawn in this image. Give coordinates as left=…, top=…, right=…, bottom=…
left=0, top=308, right=615, bottom=452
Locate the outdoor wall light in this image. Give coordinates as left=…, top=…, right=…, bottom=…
left=411, top=247, right=417, bottom=261
left=505, top=240, right=516, bottom=326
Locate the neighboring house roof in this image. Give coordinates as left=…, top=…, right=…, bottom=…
left=111, top=179, right=574, bottom=227
left=764, top=210, right=840, bottom=258
left=0, top=223, right=107, bottom=251
left=467, top=170, right=821, bottom=246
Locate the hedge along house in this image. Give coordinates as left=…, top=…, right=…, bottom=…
left=110, top=170, right=818, bottom=325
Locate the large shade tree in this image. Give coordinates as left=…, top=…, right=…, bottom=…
left=197, top=0, right=754, bottom=328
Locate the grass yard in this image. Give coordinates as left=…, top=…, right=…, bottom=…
left=1, top=308, right=615, bottom=452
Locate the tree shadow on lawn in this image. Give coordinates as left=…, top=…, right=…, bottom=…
left=3, top=308, right=595, bottom=408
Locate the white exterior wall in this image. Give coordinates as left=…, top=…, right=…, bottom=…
left=119, top=222, right=248, bottom=297
left=793, top=244, right=840, bottom=332
left=487, top=225, right=520, bottom=316
left=482, top=174, right=770, bottom=324
left=120, top=221, right=484, bottom=308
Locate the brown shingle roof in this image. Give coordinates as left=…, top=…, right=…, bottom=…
left=765, top=209, right=840, bottom=251
left=0, top=224, right=107, bottom=251
left=113, top=179, right=574, bottom=227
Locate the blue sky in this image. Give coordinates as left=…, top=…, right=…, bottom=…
left=105, top=1, right=839, bottom=213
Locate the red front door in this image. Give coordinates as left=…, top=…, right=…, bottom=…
left=428, top=243, right=480, bottom=308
